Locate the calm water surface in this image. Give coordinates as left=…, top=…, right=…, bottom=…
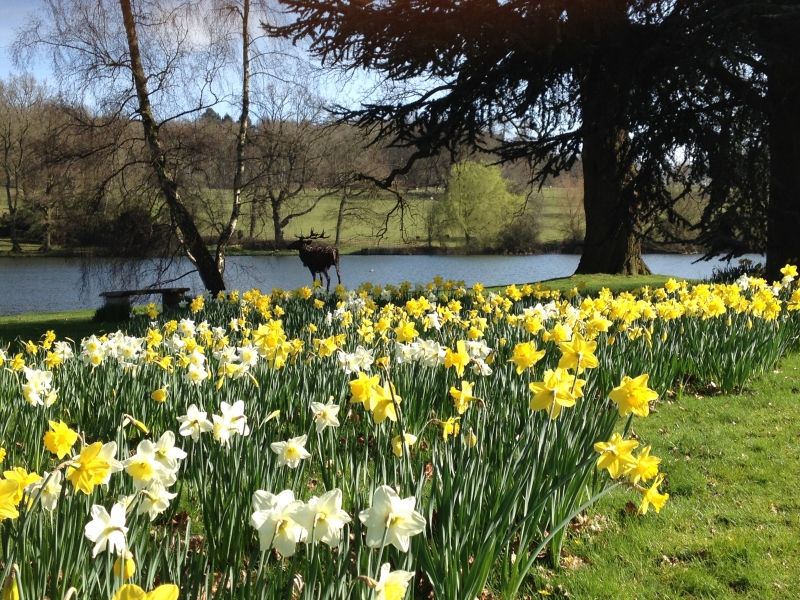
left=0, top=253, right=761, bottom=316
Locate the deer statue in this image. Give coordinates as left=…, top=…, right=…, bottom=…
left=287, top=229, right=342, bottom=292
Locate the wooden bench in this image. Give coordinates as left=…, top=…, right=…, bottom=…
left=100, top=288, right=191, bottom=311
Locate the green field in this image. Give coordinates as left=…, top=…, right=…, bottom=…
left=3, top=184, right=706, bottom=257
left=194, top=187, right=584, bottom=250
left=1, top=187, right=584, bottom=257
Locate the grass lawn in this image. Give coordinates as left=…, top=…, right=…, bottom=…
left=534, top=351, right=800, bottom=599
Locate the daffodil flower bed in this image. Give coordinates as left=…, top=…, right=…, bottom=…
left=1, top=267, right=800, bottom=600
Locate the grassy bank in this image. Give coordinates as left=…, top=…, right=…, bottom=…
left=0, top=310, right=108, bottom=344
left=537, top=350, right=800, bottom=599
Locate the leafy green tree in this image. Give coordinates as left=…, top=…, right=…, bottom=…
left=438, top=161, right=525, bottom=249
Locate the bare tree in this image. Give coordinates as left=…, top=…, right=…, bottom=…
left=0, top=75, right=49, bottom=252
left=14, top=0, right=247, bottom=293
left=247, top=80, right=333, bottom=244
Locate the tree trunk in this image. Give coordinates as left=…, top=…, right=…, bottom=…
left=335, top=191, right=347, bottom=245
left=575, top=62, right=650, bottom=276
left=271, top=195, right=285, bottom=245
left=765, top=31, right=800, bottom=281
left=39, top=205, right=51, bottom=252
left=215, top=0, right=250, bottom=278
left=3, top=144, right=22, bottom=253
left=119, top=0, right=225, bottom=294
left=249, top=195, right=263, bottom=238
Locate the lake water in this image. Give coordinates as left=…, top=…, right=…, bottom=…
left=0, top=253, right=762, bottom=316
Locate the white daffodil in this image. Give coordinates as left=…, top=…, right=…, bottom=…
left=212, top=400, right=250, bottom=446
left=53, top=341, right=74, bottom=361
left=237, top=344, right=259, bottom=367
left=374, top=563, right=415, bottom=600
left=138, top=481, right=178, bottom=521
left=122, top=440, right=169, bottom=489
left=95, top=441, right=124, bottom=487
left=21, top=367, right=54, bottom=407
left=152, top=431, right=187, bottom=473
left=290, top=488, right=351, bottom=547
left=270, top=435, right=311, bottom=468
left=394, top=342, right=419, bottom=365
left=213, top=345, right=238, bottom=363
left=178, top=319, right=196, bottom=337
left=310, top=399, right=341, bottom=433
left=250, top=490, right=307, bottom=557
left=84, top=502, right=128, bottom=557
left=178, top=404, right=213, bottom=441
left=418, top=339, right=446, bottom=367
left=81, top=335, right=105, bottom=356
left=26, top=471, right=63, bottom=511
left=359, top=485, right=426, bottom=552
left=185, top=363, right=209, bottom=385
left=165, top=334, right=186, bottom=353
left=471, top=357, right=493, bottom=376
left=188, top=348, right=206, bottom=368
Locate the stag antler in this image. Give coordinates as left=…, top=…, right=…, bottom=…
left=295, top=228, right=329, bottom=241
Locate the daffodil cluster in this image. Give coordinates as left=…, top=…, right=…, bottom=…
left=1, top=267, right=799, bottom=599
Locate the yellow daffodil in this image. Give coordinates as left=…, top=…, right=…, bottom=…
left=114, top=551, right=137, bottom=580
left=508, top=341, right=546, bottom=375
left=151, top=387, right=168, bottom=403
left=444, top=341, right=470, bottom=377
left=349, top=372, right=381, bottom=411
left=392, top=432, right=417, bottom=458
left=1, top=570, right=18, bottom=600
left=594, top=433, right=639, bottom=479
left=111, top=584, right=179, bottom=600
left=609, top=374, right=659, bottom=417
left=3, top=468, right=41, bottom=504
left=0, top=481, right=20, bottom=521
left=449, top=380, right=476, bottom=415
left=440, top=417, right=460, bottom=442
left=625, top=446, right=661, bottom=484
left=43, top=420, right=79, bottom=459
left=190, top=296, right=205, bottom=313
left=557, top=332, right=599, bottom=372
left=66, top=441, right=123, bottom=495
left=394, top=319, right=419, bottom=343
left=9, top=354, right=25, bottom=372
left=371, top=382, right=402, bottom=424
left=529, top=368, right=584, bottom=419
left=638, top=474, right=669, bottom=514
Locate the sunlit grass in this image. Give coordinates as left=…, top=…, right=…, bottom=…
left=539, top=352, right=800, bottom=599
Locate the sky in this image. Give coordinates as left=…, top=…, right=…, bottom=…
left=0, top=0, right=50, bottom=82
left=0, top=0, right=380, bottom=121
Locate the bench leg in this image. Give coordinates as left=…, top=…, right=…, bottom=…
left=162, top=291, right=185, bottom=310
